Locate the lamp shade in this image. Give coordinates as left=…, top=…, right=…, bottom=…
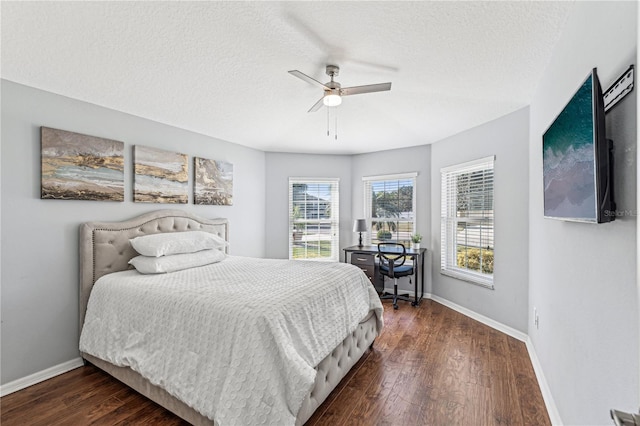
left=353, top=219, right=367, bottom=232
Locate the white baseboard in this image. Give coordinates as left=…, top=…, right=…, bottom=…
left=525, top=337, right=563, bottom=425
left=0, top=357, right=84, bottom=397
left=428, top=293, right=528, bottom=342
left=425, top=294, right=561, bottom=425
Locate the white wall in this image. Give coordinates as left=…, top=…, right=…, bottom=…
left=430, top=107, right=530, bottom=333
left=351, top=145, right=432, bottom=293
left=528, top=2, right=638, bottom=424
left=0, top=80, right=267, bottom=385
left=264, top=153, right=352, bottom=260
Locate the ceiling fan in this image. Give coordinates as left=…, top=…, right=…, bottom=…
left=288, top=65, right=392, bottom=112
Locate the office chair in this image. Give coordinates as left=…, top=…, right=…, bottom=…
left=377, top=243, right=414, bottom=310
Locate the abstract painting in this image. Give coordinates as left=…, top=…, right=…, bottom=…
left=134, top=146, right=188, bottom=203
left=41, top=127, right=124, bottom=201
left=194, top=157, right=233, bottom=205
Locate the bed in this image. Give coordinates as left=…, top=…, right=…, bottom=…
left=78, top=210, right=383, bottom=425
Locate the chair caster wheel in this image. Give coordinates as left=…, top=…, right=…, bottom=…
left=393, top=304, right=398, bottom=310
left=411, top=302, right=417, bottom=307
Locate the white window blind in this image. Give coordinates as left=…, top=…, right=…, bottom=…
left=288, top=178, right=340, bottom=261
left=441, top=157, right=494, bottom=288
left=363, top=172, right=417, bottom=246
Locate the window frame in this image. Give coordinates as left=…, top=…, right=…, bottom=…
left=363, top=172, right=417, bottom=246
left=288, top=177, right=340, bottom=262
left=440, top=156, right=495, bottom=288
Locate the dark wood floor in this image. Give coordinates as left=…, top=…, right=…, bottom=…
left=1, top=300, right=549, bottom=425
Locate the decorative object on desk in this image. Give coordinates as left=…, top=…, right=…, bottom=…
left=41, top=127, right=124, bottom=201
left=134, top=146, right=188, bottom=203
left=411, top=233, right=422, bottom=249
left=353, top=219, right=367, bottom=247
left=194, top=157, right=233, bottom=205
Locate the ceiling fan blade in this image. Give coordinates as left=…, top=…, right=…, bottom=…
left=341, top=82, right=392, bottom=96
left=308, top=97, right=325, bottom=113
left=288, top=70, right=330, bottom=90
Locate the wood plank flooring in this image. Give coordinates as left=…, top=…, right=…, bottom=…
left=1, top=300, right=549, bottom=425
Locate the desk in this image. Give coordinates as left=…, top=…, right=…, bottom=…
left=343, top=245, right=426, bottom=306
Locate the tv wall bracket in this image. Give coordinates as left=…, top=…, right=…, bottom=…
left=610, top=408, right=640, bottom=426
left=604, top=65, right=634, bottom=113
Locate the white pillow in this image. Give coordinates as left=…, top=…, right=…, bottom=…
left=130, top=231, right=227, bottom=257
left=129, top=249, right=226, bottom=274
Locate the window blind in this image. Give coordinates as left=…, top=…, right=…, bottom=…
left=363, top=172, right=417, bottom=245
left=440, top=157, right=494, bottom=287
left=288, top=177, right=340, bottom=261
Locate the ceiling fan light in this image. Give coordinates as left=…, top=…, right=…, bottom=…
left=323, top=93, right=342, bottom=107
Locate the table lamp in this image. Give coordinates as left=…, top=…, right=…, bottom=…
left=353, top=219, right=367, bottom=247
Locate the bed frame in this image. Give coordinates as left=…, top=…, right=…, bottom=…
left=79, top=210, right=379, bottom=425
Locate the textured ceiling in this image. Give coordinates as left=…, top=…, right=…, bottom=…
left=1, top=1, right=573, bottom=154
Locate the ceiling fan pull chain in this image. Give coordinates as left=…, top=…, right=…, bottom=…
left=335, top=109, right=338, bottom=141
left=327, top=107, right=330, bottom=136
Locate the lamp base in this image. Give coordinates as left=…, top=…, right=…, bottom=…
left=358, top=232, right=363, bottom=247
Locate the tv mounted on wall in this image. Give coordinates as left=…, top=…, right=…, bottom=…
left=542, top=68, right=615, bottom=223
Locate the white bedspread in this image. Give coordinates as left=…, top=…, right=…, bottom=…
left=80, top=255, right=383, bottom=425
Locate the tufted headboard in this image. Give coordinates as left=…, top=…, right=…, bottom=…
left=79, top=209, right=229, bottom=335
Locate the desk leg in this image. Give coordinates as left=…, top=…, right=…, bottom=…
left=420, top=252, right=424, bottom=302
left=412, top=254, right=419, bottom=307
left=411, top=252, right=424, bottom=307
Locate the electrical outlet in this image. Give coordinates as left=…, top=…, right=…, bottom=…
left=534, top=307, right=539, bottom=329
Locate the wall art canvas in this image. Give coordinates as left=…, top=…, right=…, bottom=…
left=134, top=145, right=188, bottom=203
left=41, top=127, right=124, bottom=201
left=194, top=157, right=233, bottom=205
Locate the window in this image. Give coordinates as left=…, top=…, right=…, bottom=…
left=288, top=178, right=339, bottom=261
left=363, top=173, right=417, bottom=246
left=440, top=156, right=494, bottom=288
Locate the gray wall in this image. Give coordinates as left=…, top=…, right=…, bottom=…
left=264, top=146, right=431, bottom=293
left=430, top=107, right=530, bottom=333
left=264, top=153, right=352, bottom=260
left=1, top=80, right=267, bottom=384
left=351, top=145, right=432, bottom=293
left=528, top=2, right=638, bottom=424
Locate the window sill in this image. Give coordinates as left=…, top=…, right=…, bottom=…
left=290, top=257, right=339, bottom=263
left=440, top=269, right=494, bottom=289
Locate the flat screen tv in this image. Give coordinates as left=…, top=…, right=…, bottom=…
left=542, top=68, right=615, bottom=223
